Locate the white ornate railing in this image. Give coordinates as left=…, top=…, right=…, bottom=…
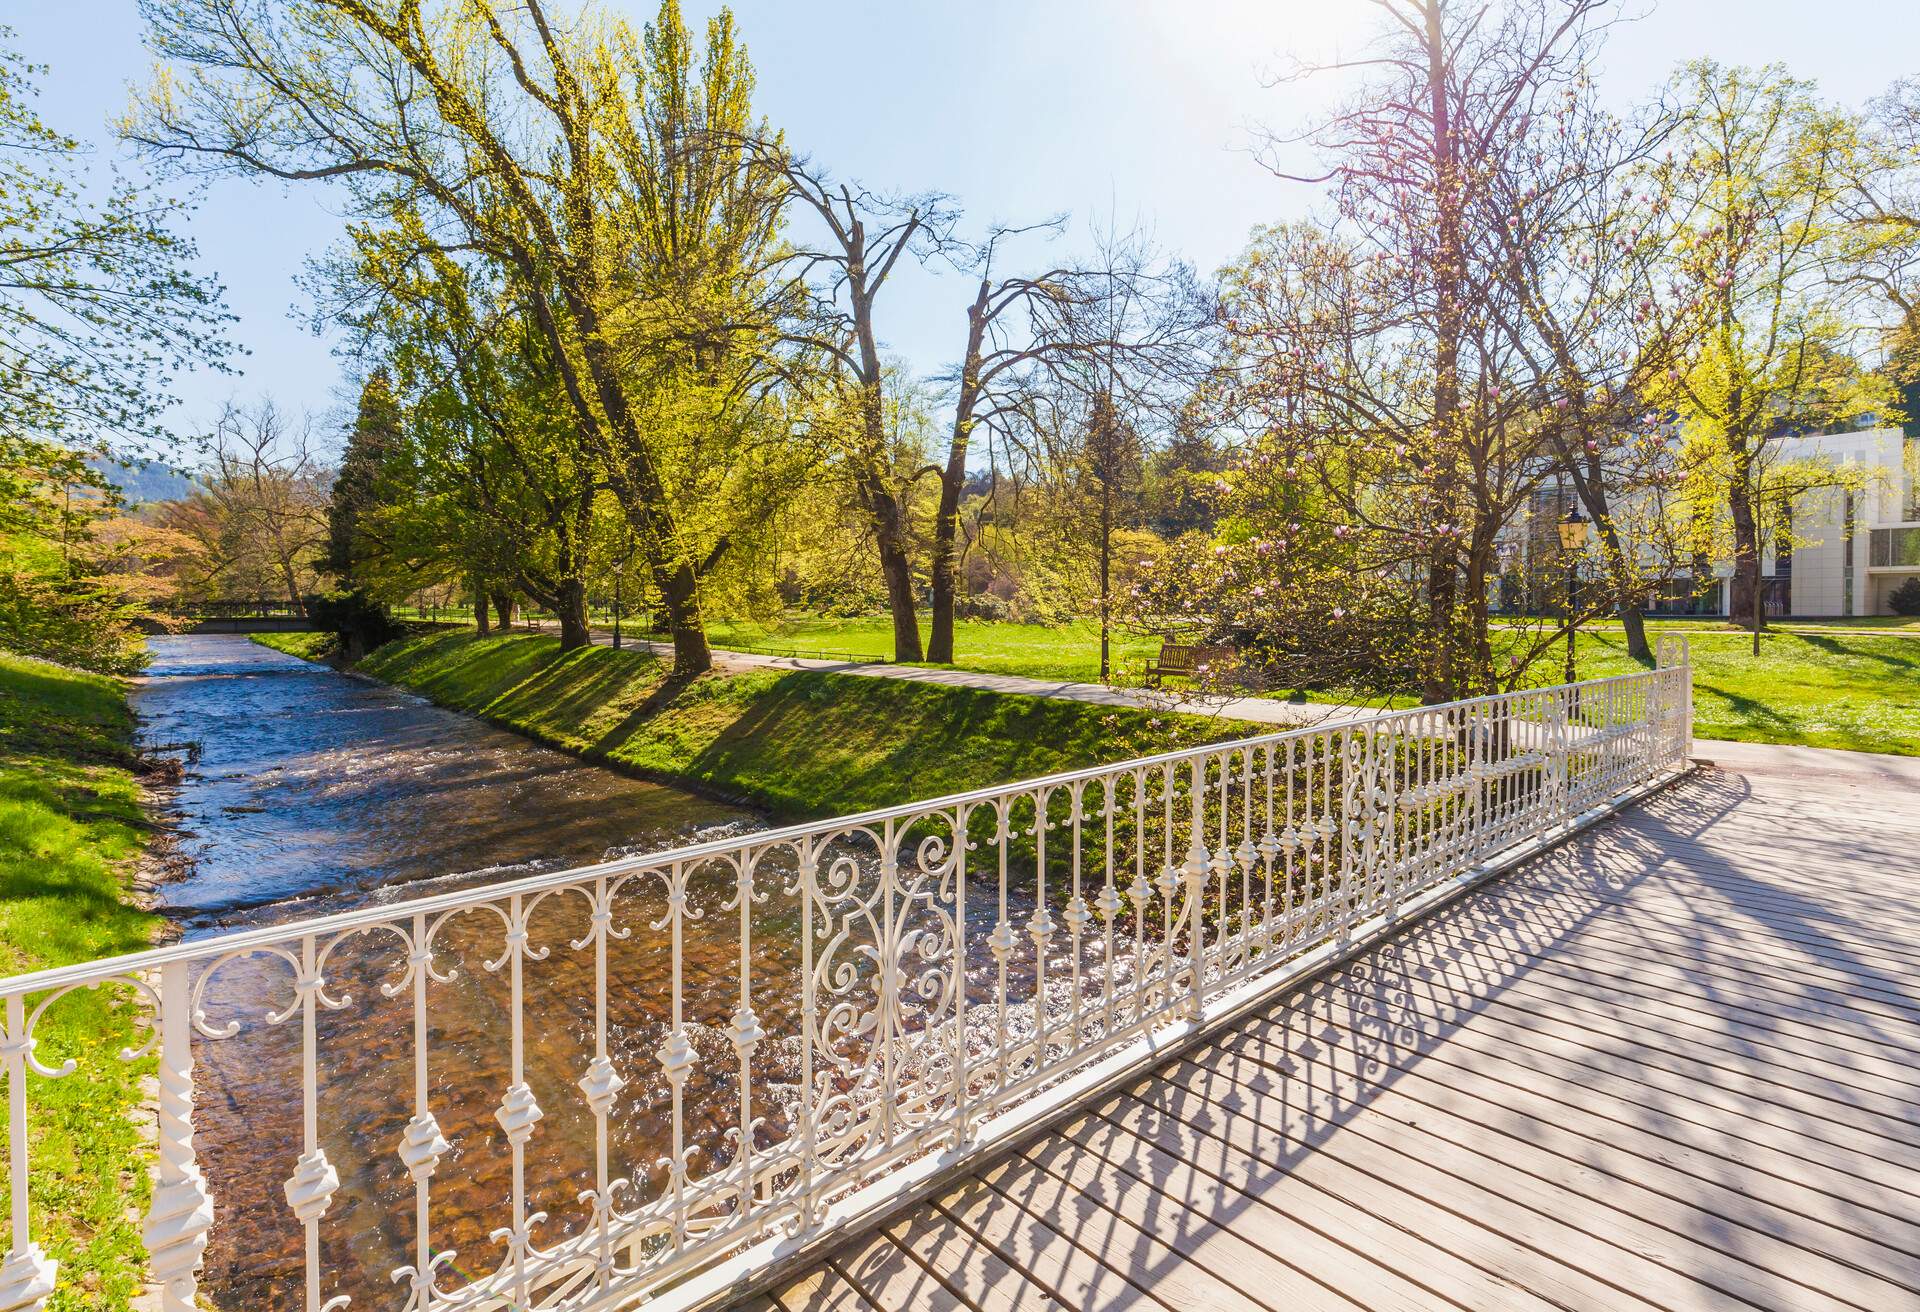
left=0, top=641, right=1692, bottom=1312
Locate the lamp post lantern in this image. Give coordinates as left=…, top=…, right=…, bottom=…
left=1558, top=505, right=1589, bottom=687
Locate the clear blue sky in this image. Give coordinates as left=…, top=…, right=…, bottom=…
left=14, top=0, right=1920, bottom=452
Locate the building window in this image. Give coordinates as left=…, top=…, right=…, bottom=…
left=1870, top=526, right=1920, bottom=567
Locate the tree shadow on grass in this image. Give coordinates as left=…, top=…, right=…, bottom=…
left=1793, top=630, right=1919, bottom=672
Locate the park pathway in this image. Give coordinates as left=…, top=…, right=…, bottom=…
left=739, top=741, right=1920, bottom=1312
left=590, top=630, right=1371, bottom=727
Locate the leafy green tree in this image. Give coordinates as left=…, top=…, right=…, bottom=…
left=128, top=0, right=788, bottom=674
left=0, top=26, right=230, bottom=670
left=0, top=28, right=230, bottom=462
left=1648, top=62, right=1891, bottom=630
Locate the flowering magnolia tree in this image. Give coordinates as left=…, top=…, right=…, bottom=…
left=1197, top=0, right=1661, bottom=702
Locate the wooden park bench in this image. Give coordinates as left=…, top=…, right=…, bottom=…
left=1141, top=641, right=1236, bottom=687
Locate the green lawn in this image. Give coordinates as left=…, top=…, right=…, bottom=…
left=0, top=652, right=160, bottom=1311
left=677, top=616, right=1161, bottom=683
left=358, top=631, right=1249, bottom=816
left=1565, top=626, right=1920, bottom=756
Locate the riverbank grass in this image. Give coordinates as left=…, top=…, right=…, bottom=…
left=0, top=651, right=160, bottom=1311
left=249, top=630, right=338, bottom=661
left=358, top=631, right=1252, bottom=815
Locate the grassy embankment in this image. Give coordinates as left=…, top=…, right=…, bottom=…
left=248, top=630, right=338, bottom=661
left=0, top=652, right=161, bottom=1312
left=349, top=631, right=1251, bottom=816
left=283, top=605, right=1920, bottom=757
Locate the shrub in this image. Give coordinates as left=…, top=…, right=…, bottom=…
left=1889, top=577, right=1920, bottom=617
left=305, top=588, right=403, bottom=660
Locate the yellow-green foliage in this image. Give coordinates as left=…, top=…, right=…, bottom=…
left=359, top=632, right=1252, bottom=816
left=0, top=651, right=161, bottom=1310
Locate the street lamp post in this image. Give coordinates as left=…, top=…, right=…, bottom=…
left=1558, top=505, right=1589, bottom=688
left=613, top=571, right=623, bottom=651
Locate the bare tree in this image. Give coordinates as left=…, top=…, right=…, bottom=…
left=774, top=159, right=958, bottom=661
left=187, top=399, right=332, bottom=610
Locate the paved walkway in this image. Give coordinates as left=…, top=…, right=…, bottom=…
left=749, top=742, right=1920, bottom=1312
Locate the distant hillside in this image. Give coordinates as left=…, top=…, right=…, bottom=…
left=88, top=458, right=196, bottom=504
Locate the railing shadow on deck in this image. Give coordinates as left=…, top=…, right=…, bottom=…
left=818, top=771, right=1792, bottom=1310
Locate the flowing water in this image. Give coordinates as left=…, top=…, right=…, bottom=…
left=135, top=635, right=767, bottom=1307
left=136, top=635, right=1090, bottom=1310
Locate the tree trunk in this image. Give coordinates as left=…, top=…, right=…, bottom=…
left=926, top=280, right=991, bottom=667
left=1421, top=0, right=1463, bottom=706
left=557, top=579, right=590, bottom=651
left=1565, top=451, right=1652, bottom=663
left=1728, top=478, right=1760, bottom=633
left=1099, top=480, right=1113, bottom=684
left=863, top=476, right=922, bottom=663
left=474, top=578, right=491, bottom=635
left=492, top=591, right=514, bottom=632
left=659, top=562, right=712, bottom=675
left=925, top=478, right=962, bottom=665
left=1619, top=608, right=1651, bottom=664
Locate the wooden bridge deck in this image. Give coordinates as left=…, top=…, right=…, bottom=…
left=747, top=751, right=1920, bottom=1312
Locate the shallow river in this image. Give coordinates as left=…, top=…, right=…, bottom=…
left=135, top=635, right=764, bottom=1307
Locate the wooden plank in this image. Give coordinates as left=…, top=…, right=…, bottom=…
left=1275, top=968, right=1920, bottom=1210
left=1389, top=923, right=1920, bottom=1084
left=1191, top=1026, right=1920, bottom=1290
left=1088, top=1084, right=1695, bottom=1312
left=1012, top=1120, right=1369, bottom=1312
left=924, top=1170, right=1176, bottom=1310
left=1127, top=1059, right=1873, bottom=1312
left=825, top=1213, right=971, bottom=1311
left=1062, top=1092, right=1621, bottom=1311
left=770, top=1239, right=885, bottom=1311
left=1336, top=959, right=1920, bottom=1129
left=1408, top=915, right=1920, bottom=1039
left=1322, top=962, right=1920, bottom=1179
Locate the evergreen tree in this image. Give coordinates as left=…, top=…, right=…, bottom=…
left=324, top=369, right=402, bottom=580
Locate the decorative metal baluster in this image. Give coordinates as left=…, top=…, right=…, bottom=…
left=144, top=961, right=213, bottom=1312
left=1257, top=744, right=1276, bottom=959
left=1062, top=782, right=1090, bottom=1052
left=1156, top=763, right=1179, bottom=1016
left=1183, top=756, right=1209, bottom=1019
left=577, top=879, right=625, bottom=1294
left=657, top=866, right=693, bottom=1258
left=1279, top=737, right=1299, bottom=952
left=1094, top=778, right=1120, bottom=1041
left=397, top=913, right=449, bottom=1312
left=0, top=995, right=55, bottom=1312
left=728, top=853, right=762, bottom=1226
left=796, top=842, right=821, bottom=1226
left=495, top=894, right=544, bottom=1308
left=988, top=800, right=1015, bottom=1094
left=1235, top=745, right=1257, bottom=973
left=1027, top=788, right=1057, bottom=1067
left=950, top=806, right=971, bottom=1150
left=878, top=823, right=899, bottom=1150
left=1128, top=772, right=1150, bottom=1028
left=283, top=936, right=341, bottom=1312
left=1210, top=752, right=1231, bottom=983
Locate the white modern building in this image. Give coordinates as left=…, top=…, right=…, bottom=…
left=1740, top=423, right=1920, bottom=618
left=1499, top=423, right=1920, bottom=619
